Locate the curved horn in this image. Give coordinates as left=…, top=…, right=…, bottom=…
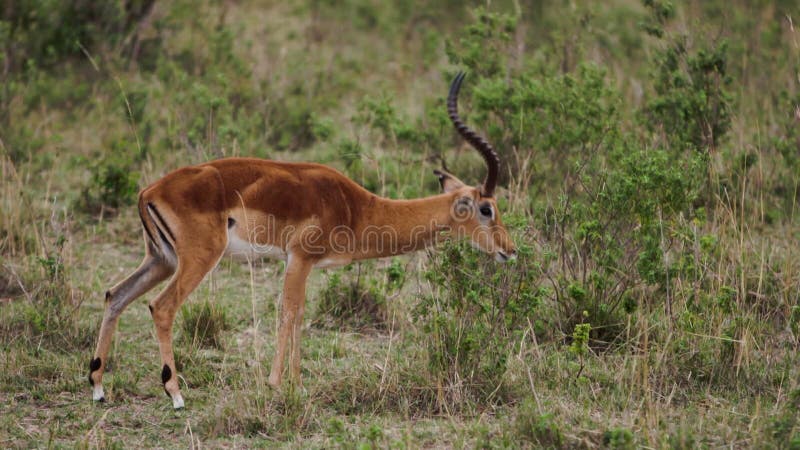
left=447, top=71, right=500, bottom=197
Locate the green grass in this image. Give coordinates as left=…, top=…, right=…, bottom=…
left=4, top=0, right=800, bottom=447
left=2, top=218, right=798, bottom=447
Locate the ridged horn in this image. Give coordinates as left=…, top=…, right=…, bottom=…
left=447, top=71, right=500, bottom=197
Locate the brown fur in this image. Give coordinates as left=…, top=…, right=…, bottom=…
left=89, top=75, right=517, bottom=407
left=88, top=158, right=516, bottom=406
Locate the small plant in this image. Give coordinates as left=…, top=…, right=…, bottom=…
left=514, top=400, right=564, bottom=448
left=791, top=306, right=800, bottom=343
left=273, top=382, right=309, bottom=436
left=325, top=417, right=353, bottom=447
left=385, top=258, right=405, bottom=291
left=180, top=300, right=230, bottom=349
left=569, top=320, right=592, bottom=380
left=1, top=234, right=91, bottom=350
left=77, top=150, right=140, bottom=216
left=360, top=423, right=385, bottom=449
left=667, top=425, right=697, bottom=450
left=313, top=263, right=388, bottom=331
left=603, top=427, right=635, bottom=449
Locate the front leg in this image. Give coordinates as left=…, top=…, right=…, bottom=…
left=269, top=254, right=313, bottom=388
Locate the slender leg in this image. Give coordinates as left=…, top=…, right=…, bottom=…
left=290, top=301, right=306, bottom=385
left=89, top=254, right=173, bottom=402
left=149, top=250, right=222, bottom=409
left=268, top=254, right=313, bottom=388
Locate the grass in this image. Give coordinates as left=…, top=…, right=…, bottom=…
left=2, top=222, right=798, bottom=447
left=4, top=0, right=800, bottom=447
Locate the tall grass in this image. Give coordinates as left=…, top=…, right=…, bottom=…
left=2, top=0, right=800, bottom=447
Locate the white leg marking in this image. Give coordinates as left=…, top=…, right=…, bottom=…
left=92, top=384, right=105, bottom=402
left=172, top=393, right=185, bottom=409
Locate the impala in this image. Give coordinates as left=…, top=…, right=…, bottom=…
left=88, top=72, right=517, bottom=409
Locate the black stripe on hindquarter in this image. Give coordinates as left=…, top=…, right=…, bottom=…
left=138, top=204, right=157, bottom=246
left=147, top=202, right=176, bottom=251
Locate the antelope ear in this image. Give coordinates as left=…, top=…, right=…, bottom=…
left=433, top=169, right=466, bottom=193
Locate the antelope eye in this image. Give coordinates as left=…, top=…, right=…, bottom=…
left=479, top=205, right=493, bottom=217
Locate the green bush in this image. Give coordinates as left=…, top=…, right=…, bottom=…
left=0, top=1, right=126, bottom=70
left=76, top=149, right=140, bottom=215
left=415, top=238, right=545, bottom=408
left=644, top=37, right=733, bottom=153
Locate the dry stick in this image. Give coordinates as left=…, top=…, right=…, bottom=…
left=4, top=263, right=32, bottom=303
left=739, top=147, right=748, bottom=314
left=185, top=418, right=198, bottom=450
left=658, top=207, right=671, bottom=325
left=85, top=407, right=112, bottom=445
left=77, top=42, right=146, bottom=172
left=128, top=1, right=158, bottom=67
left=378, top=309, right=396, bottom=395
left=235, top=191, right=266, bottom=392
left=788, top=15, right=800, bottom=353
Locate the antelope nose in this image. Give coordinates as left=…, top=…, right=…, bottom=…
left=496, top=249, right=517, bottom=263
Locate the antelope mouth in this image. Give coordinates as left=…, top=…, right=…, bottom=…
left=495, top=251, right=516, bottom=263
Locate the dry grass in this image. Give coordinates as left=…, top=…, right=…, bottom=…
left=3, top=0, right=800, bottom=448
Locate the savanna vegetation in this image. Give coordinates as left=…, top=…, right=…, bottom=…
left=3, top=0, right=800, bottom=447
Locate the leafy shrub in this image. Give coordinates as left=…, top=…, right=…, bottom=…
left=76, top=149, right=139, bottom=215
left=0, top=0, right=163, bottom=74
left=415, top=238, right=545, bottom=409
left=644, top=36, right=733, bottom=153
left=439, top=5, right=716, bottom=351
left=0, top=1, right=126, bottom=70
left=445, top=7, right=517, bottom=79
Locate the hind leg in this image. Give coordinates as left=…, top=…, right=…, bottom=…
left=89, top=248, right=174, bottom=402
left=149, top=246, right=223, bottom=409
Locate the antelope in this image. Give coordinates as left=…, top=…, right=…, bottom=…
left=88, top=72, right=517, bottom=409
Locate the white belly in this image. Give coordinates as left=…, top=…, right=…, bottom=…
left=224, top=228, right=287, bottom=261
left=314, top=257, right=352, bottom=269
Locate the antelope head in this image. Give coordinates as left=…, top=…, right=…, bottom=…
left=435, top=72, right=517, bottom=263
